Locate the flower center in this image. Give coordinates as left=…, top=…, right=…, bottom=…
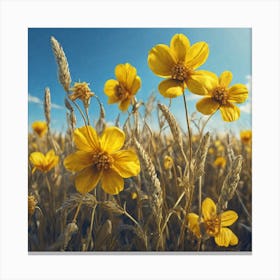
left=115, top=85, right=128, bottom=100
left=171, top=62, right=190, bottom=81
left=205, top=216, right=221, bottom=236
left=212, top=87, right=228, bottom=105
left=92, top=151, right=113, bottom=171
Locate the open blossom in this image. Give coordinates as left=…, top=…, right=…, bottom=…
left=188, top=197, right=238, bottom=247
left=69, top=82, right=94, bottom=105
left=29, top=150, right=59, bottom=173
left=64, top=126, right=140, bottom=195
left=148, top=33, right=210, bottom=98
left=104, top=63, right=141, bottom=111
left=190, top=71, right=248, bottom=122
left=240, top=130, right=252, bottom=145
left=32, top=121, right=48, bottom=137
left=214, top=156, right=226, bottom=169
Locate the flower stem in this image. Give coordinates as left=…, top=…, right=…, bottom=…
left=182, top=92, right=192, bottom=162
left=72, top=199, right=83, bottom=223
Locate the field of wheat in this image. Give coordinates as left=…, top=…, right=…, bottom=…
left=28, top=34, right=252, bottom=252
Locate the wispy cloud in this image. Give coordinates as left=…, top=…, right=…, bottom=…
left=28, top=94, right=42, bottom=104
left=28, top=94, right=63, bottom=109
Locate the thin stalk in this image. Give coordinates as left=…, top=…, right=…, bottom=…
left=72, top=199, right=83, bottom=223
left=199, top=109, right=218, bottom=139
left=86, top=204, right=97, bottom=250
left=182, top=92, right=192, bottom=162
left=70, top=98, right=88, bottom=127
left=84, top=105, right=90, bottom=126
left=160, top=191, right=185, bottom=235
left=197, top=176, right=203, bottom=251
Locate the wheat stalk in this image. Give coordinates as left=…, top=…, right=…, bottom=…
left=217, top=155, right=243, bottom=213
left=158, top=103, right=183, bottom=149
left=44, top=87, right=51, bottom=129
left=50, top=36, right=71, bottom=92
left=194, top=132, right=210, bottom=179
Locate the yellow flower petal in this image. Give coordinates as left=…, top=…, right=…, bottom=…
left=108, top=95, right=120, bottom=104
left=100, top=127, right=125, bottom=153
left=228, top=84, right=248, bottom=103
left=111, top=150, right=140, bottom=178
left=148, top=44, right=176, bottom=77
left=104, top=79, right=119, bottom=97
left=74, top=126, right=100, bottom=152
left=101, top=169, right=124, bottom=195
left=158, top=79, right=184, bottom=98
left=214, top=228, right=235, bottom=247
left=202, top=198, right=216, bottom=221
left=29, top=152, right=46, bottom=167
left=115, top=63, right=137, bottom=90
left=185, top=42, right=209, bottom=69
left=130, top=76, right=141, bottom=95
left=187, top=213, right=201, bottom=238
left=220, top=103, right=240, bottom=122
left=64, top=151, right=93, bottom=172
left=187, top=70, right=218, bottom=95
left=229, top=231, right=239, bottom=246
left=118, top=98, right=131, bottom=111
left=75, top=166, right=102, bottom=194
left=219, top=71, right=232, bottom=88
left=46, top=156, right=59, bottom=171
left=220, top=210, right=238, bottom=227
left=170, top=34, right=190, bottom=62
left=196, top=97, right=219, bottom=115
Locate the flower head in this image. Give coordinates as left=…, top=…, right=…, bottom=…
left=191, top=71, right=248, bottom=122
left=240, top=130, right=252, bottom=145
left=214, top=156, right=226, bottom=169
left=163, top=155, right=173, bottom=170
left=69, top=82, right=94, bottom=106
left=64, top=126, right=140, bottom=195
left=188, top=197, right=238, bottom=247
left=104, top=63, right=141, bottom=111
left=147, top=33, right=209, bottom=98
left=29, top=150, right=59, bottom=173
left=32, top=121, right=48, bottom=137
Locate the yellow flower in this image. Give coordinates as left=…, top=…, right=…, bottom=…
left=188, top=197, right=238, bottom=247
left=240, top=130, right=252, bottom=145
left=64, top=126, right=140, bottom=195
left=69, top=82, right=94, bottom=104
left=192, top=71, right=248, bottom=122
left=163, top=155, right=173, bottom=170
left=214, top=156, right=226, bottom=169
left=104, top=63, right=141, bottom=111
left=208, top=147, right=215, bottom=155
left=29, top=150, right=59, bottom=173
left=32, top=121, right=48, bottom=137
left=147, top=33, right=209, bottom=98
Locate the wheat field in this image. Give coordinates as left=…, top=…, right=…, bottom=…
left=28, top=34, right=252, bottom=252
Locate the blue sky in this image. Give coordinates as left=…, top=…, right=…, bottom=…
left=28, top=28, right=251, bottom=135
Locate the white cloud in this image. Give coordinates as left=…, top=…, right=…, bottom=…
left=28, top=94, right=63, bottom=110
left=51, top=103, right=64, bottom=109
left=28, top=94, right=42, bottom=104
left=240, top=102, right=251, bottom=114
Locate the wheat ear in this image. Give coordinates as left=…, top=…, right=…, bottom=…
left=50, top=36, right=71, bottom=92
